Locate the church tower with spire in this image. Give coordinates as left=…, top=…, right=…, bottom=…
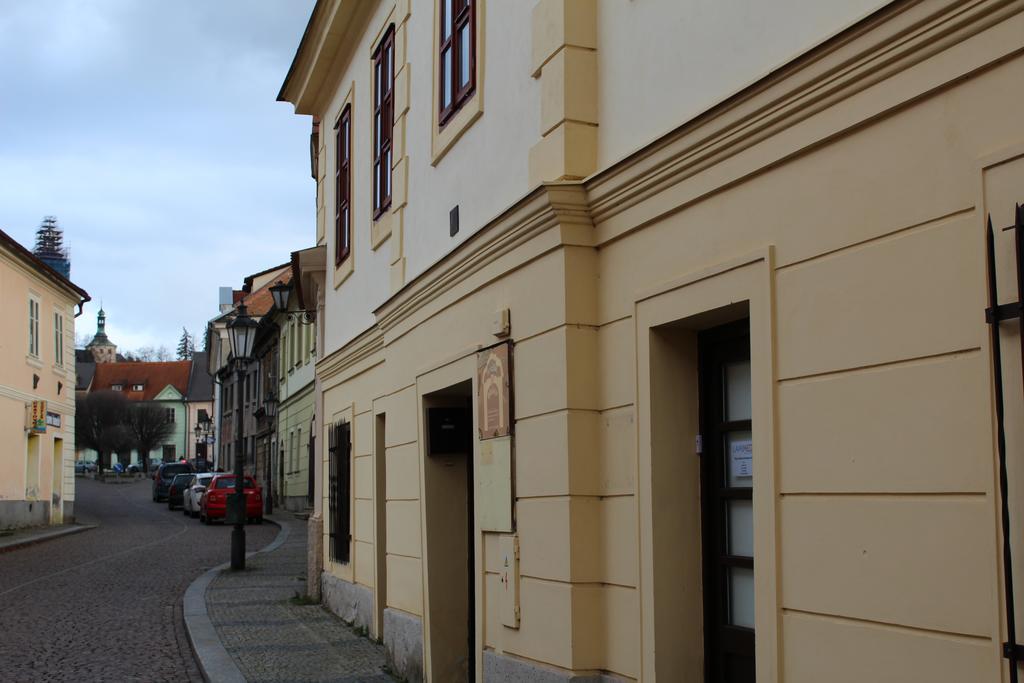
left=85, top=306, right=117, bottom=363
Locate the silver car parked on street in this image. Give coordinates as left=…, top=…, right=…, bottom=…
left=183, top=472, right=215, bottom=518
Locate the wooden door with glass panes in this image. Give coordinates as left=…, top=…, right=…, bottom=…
left=699, top=321, right=754, bottom=682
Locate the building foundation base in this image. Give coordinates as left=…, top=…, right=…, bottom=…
left=483, top=651, right=628, bottom=682
left=0, top=500, right=50, bottom=530
left=384, top=607, right=423, bottom=683
left=307, top=512, right=323, bottom=600
left=321, top=572, right=374, bottom=630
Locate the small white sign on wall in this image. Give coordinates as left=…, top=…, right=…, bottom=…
left=730, top=439, right=753, bottom=478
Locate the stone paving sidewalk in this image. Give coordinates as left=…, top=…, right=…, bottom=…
left=206, top=515, right=392, bottom=683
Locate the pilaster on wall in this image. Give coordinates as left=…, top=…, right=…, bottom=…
left=315, top=116, right=327, bottom=246
left=528, top=0, right=598, bottom=186
left=390, top=0, right=412, bottom=294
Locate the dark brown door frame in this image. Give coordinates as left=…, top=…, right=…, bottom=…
left=699, top=319, right=754, bottom=683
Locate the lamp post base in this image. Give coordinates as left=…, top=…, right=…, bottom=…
left=231, top=523, right=246, bottom=571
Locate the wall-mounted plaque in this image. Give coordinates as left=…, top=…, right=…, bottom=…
left=477, top=342, right=512, bottom=439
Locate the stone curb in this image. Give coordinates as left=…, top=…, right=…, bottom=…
left=183, top=517, right=291, bottom=683
left=0, top=523, right=97, bottom=554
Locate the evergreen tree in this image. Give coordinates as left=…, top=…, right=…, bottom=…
left=176, top=328, right=193, bottom=360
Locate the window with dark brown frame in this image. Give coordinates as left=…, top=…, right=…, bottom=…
left=372, top=27, right=394, bottom=220
left=334, top=104, right=352, bottom=265
left=438, top=0, right=475, bottom=126
left=699, top=320, right=755, bottom=683
left=328, top=421, right=351, bottom=564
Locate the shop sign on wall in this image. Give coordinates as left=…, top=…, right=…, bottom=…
left=477, top=342, right=512, bottom=439
left=27, top=400, right=47, bottom=433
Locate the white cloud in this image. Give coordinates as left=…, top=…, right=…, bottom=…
left=0, top=0, right=316, bottom=351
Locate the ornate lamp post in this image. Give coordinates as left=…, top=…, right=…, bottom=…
left=263, top=391, right=278, bottom=514
left=193, top=423, right=202, bottom=465
left=193, top=417, right=212, bottom=471
left=227, top=303, right=258, bottom=571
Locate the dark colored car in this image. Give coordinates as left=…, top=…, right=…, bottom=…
left=200, top=475, right=263, bottom=524
left=152, top=462, right=194, bottom=502
left=167, top=473, right=196, bottom=510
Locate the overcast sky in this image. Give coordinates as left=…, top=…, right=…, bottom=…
left=0, top=1, right=316, bottom=354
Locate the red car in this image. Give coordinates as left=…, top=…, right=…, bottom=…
left=199, top=475, right=263, bottom=524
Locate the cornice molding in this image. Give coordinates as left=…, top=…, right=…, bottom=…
left=317, top=324, right=385, bottom=384
left=586, top=0, right=1023, bottom=229
left=374, top=183, right=593, bottom=336
left=0, top=383, right=75, bottom=414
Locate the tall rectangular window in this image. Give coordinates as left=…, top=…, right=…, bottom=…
left=53, top=312, right=64, bottom=366
left=372, top=27, right=394, bottom=220
left=439, top=0, right=475, bottom=125
left=334, top=104, right=352, bottom=265
left=328, top=421, right=352, bottom=564
left=28, top=298, right=40, bottom=357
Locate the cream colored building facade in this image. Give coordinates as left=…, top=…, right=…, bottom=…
left=0, top=230, right=88, bottom=529
left=281, top=0, right=1024, bottom=680
left=276, top=281, right=317, bottom=511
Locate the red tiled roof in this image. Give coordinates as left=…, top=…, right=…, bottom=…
left=90, top=361, right=192, bottom=401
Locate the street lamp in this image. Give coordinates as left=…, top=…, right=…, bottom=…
left=269, top=280, right=316, bottom=324
left=194, top=418, right=212, bottom=470
left=269, top=280, right=291, bottom=311
left=227, top=303, right=258, bottom=571
left=263, top=391, right=278, bottom=515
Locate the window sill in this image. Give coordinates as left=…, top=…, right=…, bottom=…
left=370, top=210, right=392, bottom=251
left=26, top=355, right=42, bottom=369
left=333, top=252, right=355, bottom=290
left=431, top=92, right=483, bottom=166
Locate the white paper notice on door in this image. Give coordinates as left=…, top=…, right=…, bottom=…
left=730, top=439, right=753, bottom=478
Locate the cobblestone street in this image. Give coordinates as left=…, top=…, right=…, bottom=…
left=205, top=515, right=391, bottom=682
left=0, top=477, right=277, bottom=682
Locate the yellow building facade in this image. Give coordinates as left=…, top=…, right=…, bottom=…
left=282, top=0, right=1024, bottom=680
left=0, top=230, right=88, bottom=529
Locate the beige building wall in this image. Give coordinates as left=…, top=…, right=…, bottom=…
left=283, top=0, right=1024, bottom=680
left=0, top=240, right=85, bottom=529
left=592, top=0, right=888, bottom=169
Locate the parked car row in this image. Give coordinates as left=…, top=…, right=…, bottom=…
left=152, top=461, right=263, bottom=524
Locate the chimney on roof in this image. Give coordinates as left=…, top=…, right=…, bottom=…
left=219, top=286, right=233, bottom=313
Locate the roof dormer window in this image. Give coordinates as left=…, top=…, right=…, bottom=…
left=132, top=383, right=144, bottom=391
left=111, top=384, right=123, bottom=391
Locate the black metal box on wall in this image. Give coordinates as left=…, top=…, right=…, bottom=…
left=427, top=406, right=469, bottom=455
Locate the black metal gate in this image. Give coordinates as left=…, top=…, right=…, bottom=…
left=308, top=430, right=316, bottom=507
left=327, top=421, right=351, bottom=564
left=985, top=203, right=1024, bottom=682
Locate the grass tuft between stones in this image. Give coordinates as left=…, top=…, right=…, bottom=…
left=289, top=591, right=319, bottom=606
